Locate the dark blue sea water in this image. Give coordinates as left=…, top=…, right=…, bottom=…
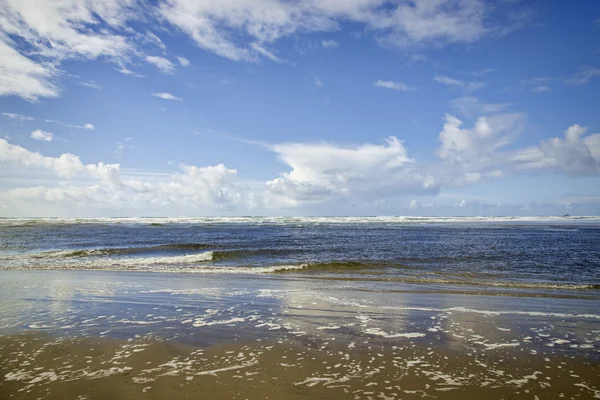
left=1, top=217, right=599, bottom=298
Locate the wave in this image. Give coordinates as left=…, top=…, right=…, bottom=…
left=2, top=215, right=600, bottom=227
left=30, top=243, right=214, bottom=258
left=2, top=257, right=599, bottom=291
left=272, top=260, right=411, bottom=272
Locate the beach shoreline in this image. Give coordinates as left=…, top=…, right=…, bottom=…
left=1, top=269, right=599, bottom=399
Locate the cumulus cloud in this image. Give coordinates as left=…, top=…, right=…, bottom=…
left=2, top=114, right=600, bottom=216
left=511, top=125, right=600, bottom=175
left=2, top=112, right=34, bottom=121
left=373, top=80, right=416, bottom=92
left=145, top=56, right=176, bottom=74
left=46, top=120, right=95, bottom=130
left=30, top=130, right=53, bottom=141
left=436, top=113, right=524, bottom=171
left=265, top=137, right=438, bottom=206
left=151, top=92, right=182, bottom=101
left=0, top=139, right=120, bottom=185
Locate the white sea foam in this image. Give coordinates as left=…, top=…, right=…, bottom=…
left=376, top=305, right=600, bottom=320
left=3, top=215, right=599, bottom=227
left=365, top=328, right=425, bottom=339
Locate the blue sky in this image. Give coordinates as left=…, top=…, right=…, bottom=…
left=0, top=0, right=599, bottom=217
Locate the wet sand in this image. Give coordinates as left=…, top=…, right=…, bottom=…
left=1, top=270, right=599, bottom=399
left=2, top=332, right=600, bottom=400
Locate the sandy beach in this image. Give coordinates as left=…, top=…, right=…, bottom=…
left=1, top=269, right=599, bottom=399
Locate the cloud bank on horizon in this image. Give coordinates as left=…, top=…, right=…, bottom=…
left=0, top=0, right=599, bottom=216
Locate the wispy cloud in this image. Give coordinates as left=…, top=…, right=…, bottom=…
left=30, top=129, right=53, bottom=141
left=144, top=31, right=166, bottom=51
left=373, top=80, right=416, bottom=92
left=472, top=68, right=495, bottom=76
left=450, top=97, right=512, bottom=117
left=116, top=67, right=145, bottom=78
left=145, top=56, right=176, bottom=74
left=532, top=85, right=551, bottom=92
left=250, top=43, right=284, bottom=63
left=308, top=77, right=323, bottom=87
left=521, top=77, right=552, bottom=92
left=46, top=120, right=95, bottom=130
left=3, top=113, right=34, bottom=121
left=434, top=76, right=464, bottom=86
left=115, top=138, right=134, bottom=158
left=434, top=76, right=483, bottom=92
left=321, top=39, right=339, bottom=49
left=567, top=68, right=600, bottom=85
left=151, top=92, right=182, bottom=101
left=177, top=57, right=190, bottom=67
left=79, top=81, right=102, bottom=90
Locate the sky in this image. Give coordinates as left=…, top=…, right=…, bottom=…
left=0, top=0, right=599, bottom=217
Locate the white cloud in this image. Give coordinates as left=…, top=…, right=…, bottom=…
left=321, top=39, right=339, bottom=48
left=472, top=68, right=495, bottom=76
left=3, top=113, right=600, bottom=216
left=436, top=113, right=524, bottom=171
left=0, top=38, right=59, bottom=101
left=450, top=97, right=512, bottom=117
left=116, top=66, right=145, bottom=78
left=30, top=129, right=53, bottom=141
left=145, top=56, right=176, bottom=74
left=144, top=31, right=166, bottom=51
left=434, top=75, right=464, bottom=86
left=177, top=56, right=190, bottom=66
left=467, top=81, right=484, bottom=91
left=115, top=138, right=133, bottom=158
left=250, top=43, right=284, bottom=63
left=0, top=0, right=134, bottom=61
left=532, top=85, right=550, bottom=92
left=373, top=80, right=416, bottom=92
left=0, top=139, right=120, bottom=185
left=159, top=0, right=522, bottom=62
left=46, top=120, right=95, bottom=130
left=435, top=76, right=483, bottom=92
left=79, top=81, right=102, bottom=90
left=567, top=68, right=600, bottom=85
left=511, top=125, right=600, bottom=176
left=2, top=112, right=34, bottom=121
left=265, top=137, right=438, bottom=206
left=151, top=92, right=182, bottom=101
left=308, top=77, right=323, bottom=87
left=0, top=0, right=142, bottom=100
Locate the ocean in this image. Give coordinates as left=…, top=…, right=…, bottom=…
left=1, top=216, right=599, bottom=297
left=1, top=217, right=599, bottom=398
